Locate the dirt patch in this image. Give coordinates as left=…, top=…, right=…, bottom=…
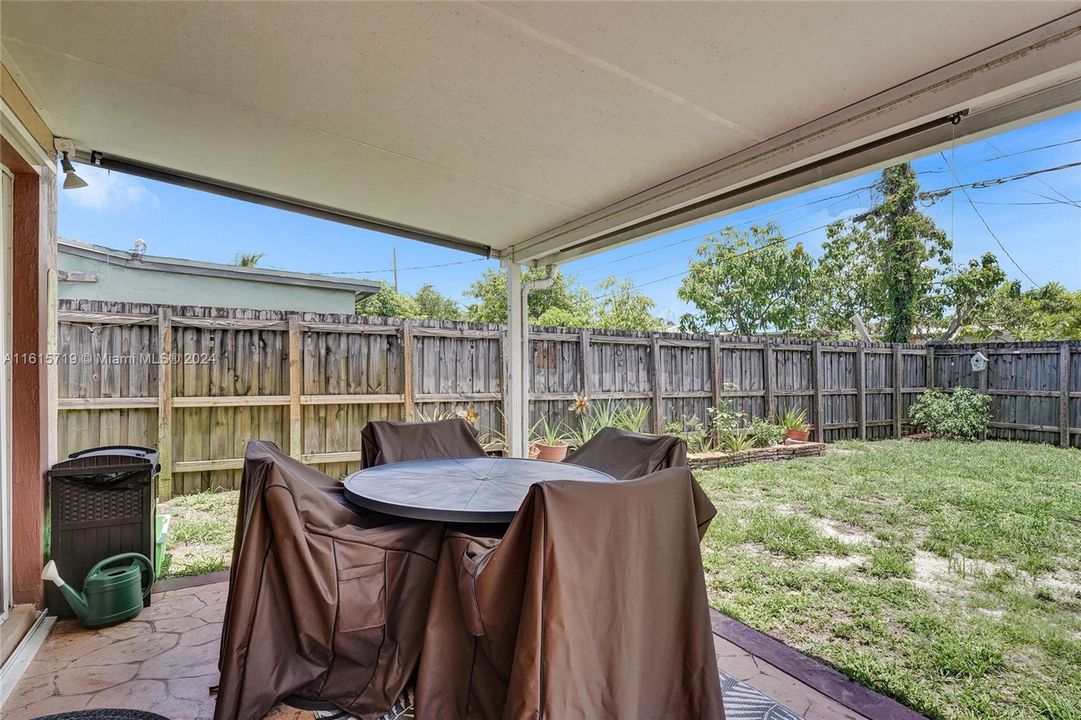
left=809, top=518, right=873, bottom=546
left=809, top=554, right=865, bottom=571
left=1039, top=569, right=1081, bottom=602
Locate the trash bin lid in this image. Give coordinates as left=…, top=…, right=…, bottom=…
left=65, top=445, right=160, bottom=474
left=69, top=445, right=159, bottom=462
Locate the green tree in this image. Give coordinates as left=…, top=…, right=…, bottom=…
left=932, top=253, right=1006, bottom=342
left=815, top=163, right=950, bottom=341
left=969, top=282, right=1081, bottom=341
left=465, top=268, right=593, bottom=325
left=677, top=223, right=813, bottom=334
left=413, top=283, right=464, bottom=320
left=355, top=283, right=421, bottom=318
left=594, top=277, right=666, bottom=331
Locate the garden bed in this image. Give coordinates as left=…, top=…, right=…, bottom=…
left=689, top=440, right=824, bottom=469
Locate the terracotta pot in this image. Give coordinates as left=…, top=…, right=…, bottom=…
left=534, top=442, right=569, bottom=462
left=785, top=429, right=810, bottom=442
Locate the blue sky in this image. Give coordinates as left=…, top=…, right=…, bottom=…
left=59, top=110, right=1081, bottom=323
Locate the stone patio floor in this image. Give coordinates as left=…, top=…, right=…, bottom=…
left=2, top=580, right=868, bottom=720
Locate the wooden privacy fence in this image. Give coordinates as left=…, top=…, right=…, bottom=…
left=57, top=300, right=1081, bottom=498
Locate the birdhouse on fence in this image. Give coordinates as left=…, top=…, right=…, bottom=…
left=970, top=351, right=989, bottom=372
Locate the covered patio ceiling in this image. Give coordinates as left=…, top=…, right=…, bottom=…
left=3, top=1, right=1080, bottom=265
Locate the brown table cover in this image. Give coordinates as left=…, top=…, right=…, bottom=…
left=361, top=419, right=487, bottom=467
left=564, top=427, right=716, bottom=539
left=414, top=467, right=725, bottom=720
left=215, top=441, right=444, bottom=720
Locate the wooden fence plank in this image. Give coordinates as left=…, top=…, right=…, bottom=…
left=402, top=320, right=415, bottom=421
left=812, top=342, right=824, bottom=442
left=763, top=342, right=774, bottom=420
left=893, top=345, right=903, bottom=438
left=288, top=315, right=302, bottom=458
left=1061, top=342, right=1071, bottom=449
left=156, top=308, right=173, bottom=500
left=650, top=333, right=663, bottom=433
left=856, top=345, right=866, bottom=439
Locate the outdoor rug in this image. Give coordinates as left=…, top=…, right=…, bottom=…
left=719, top=668, right=805, bottom=719
left=314, top=671, right=805, bottom=720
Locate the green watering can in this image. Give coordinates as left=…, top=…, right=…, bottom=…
left=41, top=553, right=154, bottom=628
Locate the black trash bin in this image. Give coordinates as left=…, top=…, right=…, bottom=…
left=46, top=445, right=160, bottom=618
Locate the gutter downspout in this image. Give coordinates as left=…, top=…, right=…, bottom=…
left=502, top=262, right=557, bottom=457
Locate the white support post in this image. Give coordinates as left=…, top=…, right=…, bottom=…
left=503, top=259, right=529, bottom=458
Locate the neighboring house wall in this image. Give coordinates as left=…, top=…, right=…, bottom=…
left=59, top=243, right=377, bottom=314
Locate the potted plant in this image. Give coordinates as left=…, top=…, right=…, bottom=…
left=781, top=407, right=810, bottom=442
left=531, top=416, right=570, bottom=461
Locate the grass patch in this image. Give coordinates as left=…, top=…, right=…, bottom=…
left=864, top=546, right=913, bottom=578
left=158, top=490, right=238, bottom=579
left=745, top=510, right=850, bottom=559
left=697, top=439, right=1081, bottom=720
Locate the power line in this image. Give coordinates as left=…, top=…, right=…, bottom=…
left=578, top=159, right=1078, bottom=283
left=571, top=185, right=869, bottom=280
left=939, top=151, right=1038, bottom=287
left=591, top=215, right=852, bottom=301
left=983, top=137, right=1081, bottom=209
left=919, top=160, right=1081, bottom=200
left=916, top=136, right=1081, bottom=175
left=972, top=198, right=1081, bottom=206
left=316, top=257, right=487, bottom=276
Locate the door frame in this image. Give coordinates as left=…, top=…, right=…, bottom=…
left=0, top=166, right=10, bottom=620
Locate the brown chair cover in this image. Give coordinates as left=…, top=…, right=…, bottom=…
left=215, top=441, right=444, bottom=720
left=414, top=467, right=725, bottom=720
left=563, top=426, right=688, bottom=479
left=361, top=419, right=487, bottom=467
left=564, top=427, right=716, bottom=539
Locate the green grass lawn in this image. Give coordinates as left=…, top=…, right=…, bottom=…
left=697, top=439, right=1081, bottom=720
left=159, top=439, right=1081, bottom=719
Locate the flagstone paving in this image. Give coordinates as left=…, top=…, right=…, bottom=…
left=2, top=581, right=869, bottom=720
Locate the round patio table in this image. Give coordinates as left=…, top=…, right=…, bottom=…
left=343, top=457, right=615, bottom=523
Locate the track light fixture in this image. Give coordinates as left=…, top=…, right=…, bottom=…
left=55, top=138, right=89, bottom=190
left=60, top=152, right=88, bottom=190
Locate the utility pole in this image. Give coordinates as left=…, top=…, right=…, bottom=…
left=392, top=248, right=399, bottom=291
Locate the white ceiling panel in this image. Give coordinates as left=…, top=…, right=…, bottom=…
left=2, top=1, right=1078, bottom=257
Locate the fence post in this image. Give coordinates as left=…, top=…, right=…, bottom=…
left=812, top=342, right=824, bottom=442
left=650, top=333, right=663, bottom=434
left=856, top=345, right=866, bottom=440
left=925, top=345, right=935, bottom=391
left=711, top=335, right=723, bottom=410
left=763, top=342, right=774, bottom=419
left=893, top=345, right=903, bottom=438
left=156, top=308, right=173, bottom=500
left=579, top=329, right=591, bottom=400
left=402, top=320, right=415, bottom=421
left=1060, top=342, right=1071, bottom=449
left=287, top=315, right=303, bottom=459
left=500, top=326, right=511, bottom=455
left=978, top=345, right=989, bottom=440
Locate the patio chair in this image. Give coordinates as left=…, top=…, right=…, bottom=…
left=214, top=441, right=443, bottom=720
left=564, top=427, right=716, bottom=539
left=414, top=466, right=725, bottom=720
left=563, top=426, right=688, bottom=479
left=361, top=418, right=487, bottom=467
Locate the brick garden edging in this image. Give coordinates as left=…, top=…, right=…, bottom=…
left=688, top=440, right=824, bottom=470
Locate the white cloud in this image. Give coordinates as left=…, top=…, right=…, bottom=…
left=61, top=165, right=159, bottom=212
